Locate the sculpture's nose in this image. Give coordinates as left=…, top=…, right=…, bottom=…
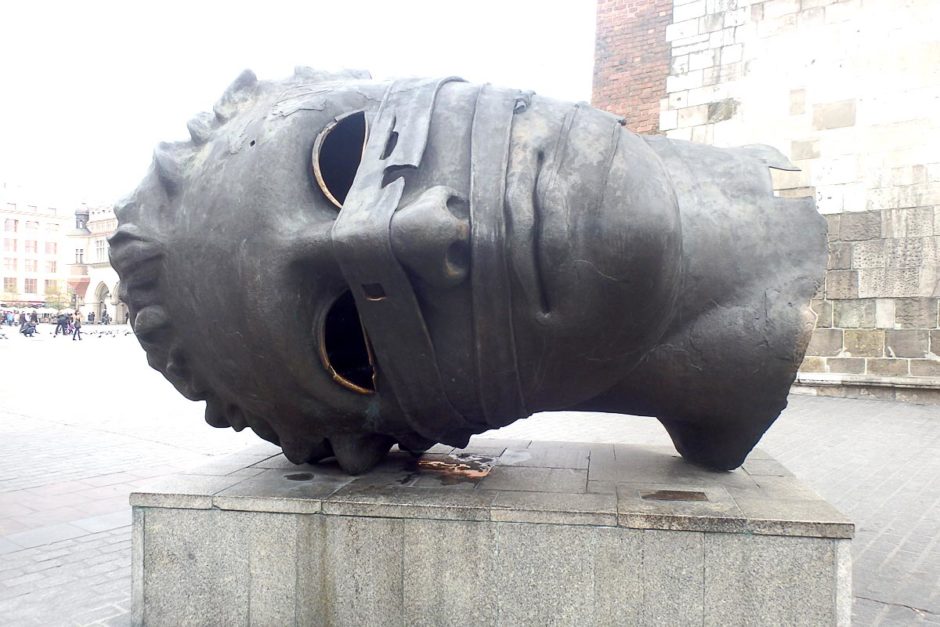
left=389, top=185, right=470, bottom=288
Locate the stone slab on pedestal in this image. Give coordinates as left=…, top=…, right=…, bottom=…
left=131, top=439, right=853, bottom=626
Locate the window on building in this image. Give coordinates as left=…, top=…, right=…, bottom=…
left=5, top=203, right=15, bottom=211
left=45, top=279, right=58, bottom=293
left=24, top=240, right=38, bottom=254
left=45, top=260, right=57, bottom=273
left=75, top=248, right=84, bottom=263
left=47, top=222, right=59, bottom=231
left=24, top=259, right=38, bottom=273
left=3, top=258, right=16, bottom=271
left=95, top=238, right=108, bottom=261
left=24, top=278, right=37, bottom=293
left=25, top=220, right=39, bottom=230
left=26, top=205, right=38, bottom=213
left=45, top=241, right=57, bottom=255
left=3, top=239, right=16, bottom=252
left=3, top=219, right=17, bottom=232
left=3, top=277, right=16, bottom=292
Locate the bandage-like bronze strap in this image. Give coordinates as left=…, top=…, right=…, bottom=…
left=332, top=77, right=472, bottom=443
left=470, top=85, right=528, bottom=427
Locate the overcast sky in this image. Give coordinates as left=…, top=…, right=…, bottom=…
left=0, top=0, right=596, bottom=209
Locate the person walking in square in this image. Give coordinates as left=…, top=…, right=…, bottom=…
left=54, top=312, right=68, bottom=336
left=72, top=312, right=82, bottom=341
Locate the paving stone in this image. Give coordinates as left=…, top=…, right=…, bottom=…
left=0, top=537, right=23, bottom=555
left=2, top=334, right=940, bottom=624
left=323, top=483, right=497, bottom=521
left=2, top=571, right=45, bottom=587
left=70, top=602, right=126, bottom=624
left=617, top=483, right=747, bottom=533
left=212, top=467, right=354, bottom=514
left=495, top=443, right=590, bottom=469
left=4, top=523, right=88, bottom=549
left=72, top=510, right=132, bottom=534
left=477, top=466, right=588, bottom=493
left=742, top=458, right=794, bottom=477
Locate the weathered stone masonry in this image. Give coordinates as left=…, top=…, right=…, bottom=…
left=593, top=0, right=940, bottom=400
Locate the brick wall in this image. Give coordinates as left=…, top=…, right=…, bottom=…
left=592, top=0, right=673, bottom=133
left=594, top=0, right=940, bottom=396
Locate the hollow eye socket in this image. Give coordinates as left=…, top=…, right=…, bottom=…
left=312, top=111, right=368, bottom=209
left=319, top=290, right=376, bottom=394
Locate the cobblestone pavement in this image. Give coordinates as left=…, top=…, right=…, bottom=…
left=1, top=324, right=938, bottom=625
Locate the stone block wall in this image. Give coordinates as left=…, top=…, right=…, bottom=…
left=593, top=0, right=674, bottom=133
left=594, top=0, right=940, bottom=393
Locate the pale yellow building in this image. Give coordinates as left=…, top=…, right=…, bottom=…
left=0, top=189, right=71, bottom=309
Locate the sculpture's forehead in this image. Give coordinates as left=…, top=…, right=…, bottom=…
left=201, top=79, right=384, bottom=160
left=265, top=79, right=386, bottom=119
left=172, top=80, right=390, bottom=233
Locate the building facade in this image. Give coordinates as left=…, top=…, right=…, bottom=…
left=67, top=205, right=126, bottom=324
left=593, top=0, right=940, bottom=401
left=0, top=190, right=71, bottom=309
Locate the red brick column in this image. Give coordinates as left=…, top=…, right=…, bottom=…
left=592, top=0, right=673, bottom=134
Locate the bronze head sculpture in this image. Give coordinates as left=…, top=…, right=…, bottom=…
left=110, top=68, right=826, bottom=474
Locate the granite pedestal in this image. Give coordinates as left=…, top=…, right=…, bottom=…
left=130, top=439, right=853, bottom=626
